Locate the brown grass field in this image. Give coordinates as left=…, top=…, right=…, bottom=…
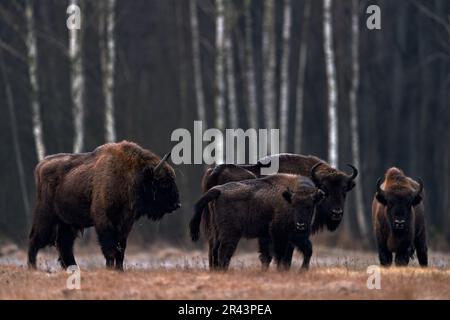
left=1, top=244, right=450, bottom=300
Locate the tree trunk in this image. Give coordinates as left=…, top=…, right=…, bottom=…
left=214, top=0, right=226, bottom=162
left=279, top=0, right=291, bottom=152
left=190, top=0, right=207, bottom=126
left=245, top=1, right=257, bottom=129
left=294, top=0, right=311, bottom=153
left=323, top=0, right=338, bottom=167
left=69, top=0, right=85, bottom=153
left=263, top=0, right=276, bottom=131
left=349, top=0, right=368, bottom=239
left=225, top=2, right=238, bottom=129
left=99, top=0, right=116, bottom=142
left=26, top=0, right=46, bottom=161
left=1, top=53, right=31, bottom=226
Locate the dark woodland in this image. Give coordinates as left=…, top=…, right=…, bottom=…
left=0, top=0, right=449, bottom=251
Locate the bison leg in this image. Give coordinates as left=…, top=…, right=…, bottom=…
left=377, top=244, right=393, bottom=267
left=28, top=217, right=56, bottom=269
left=394, top=251, right=410, bottom=266
left=415, top=231, right=428, bottom=267
left=208, top=236, right=220, bottom=270
left=56, top=223, right=78, bottom=268
left=115, top=237, right=128, bottom=271
left=258, top=237, right=272, bottom=271
left=96, top=227, right=117, bottom=269
left=298, top=239, right=312, bottom=270
left=280, top=243, right=294, bottom=270
left=217, top=238, right=239, bottom=271
left=272, top=237, right=289, bottom=271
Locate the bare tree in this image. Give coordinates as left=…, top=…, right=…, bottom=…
left=225, top=1, right=238, bottom=129
left=323, top=0, right=338, bottom=167
left=294, top=0, right=311, bottom=153
left=279, top=0, right=292, bottom=152
left=349, top=0, right=368, bottom=238
left=69, top=0, right=85, bottom=153
left=245, top=0, right=257, bottom=129
left=262, top=0, right=276, bottom=130
left=26, top=0, right=45, bottom=161
left=1, top=52, right=30, bottom=225
left=190, top=0, right=207, bottom=126
left=99, top=0, right=116, bottom=142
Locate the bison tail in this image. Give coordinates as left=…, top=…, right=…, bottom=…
left=190, top=188, right=221, bottom=242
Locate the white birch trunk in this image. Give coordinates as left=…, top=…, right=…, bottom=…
left=99, top=0, right=116, bottom=142
left=294, top=0, right=311, bottom=153
left=262, top=0, right=276, bottom=130
left=26, top=0, right=46, bottom=161
left=349, top=0, right=368, bottom=238
left=69, top=0, right=85, bottom=153
left=279, top=0, right=292, bottom=152
left=323, top=0, right=338, bottom=167
left=245, top=2, right=257, bottom=129
left=214, top=0, right=226, bottom=163
left=225, top=6, right=238, bottom=129
left=1, top=54, right=31, bottom=224
left=190, top=0, right=207, bottom=126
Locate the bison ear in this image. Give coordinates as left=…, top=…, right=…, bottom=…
left=412, top=194, right=423, bottom=206
left=375, top=192, right=387, bottom=205
left=314, top=189, right=326, bottom=204
left=346, top=180, right=356, bottom=192
left=143, top=166, right=154, bottom=181
left=282, top=190, right=292, bottom=204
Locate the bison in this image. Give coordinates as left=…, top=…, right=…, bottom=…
left=372, top=167, right=428, bottom=267
left=194, top=154, right=358, bottom=269
left=28, top=141, right=180, bottom=271
left=191, top=174, right=325, bottom=271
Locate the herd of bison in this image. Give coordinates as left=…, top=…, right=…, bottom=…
left=27, top=141, right=428, bottom=272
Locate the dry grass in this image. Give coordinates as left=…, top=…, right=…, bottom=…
left=1, top=245, right=449, bottom=300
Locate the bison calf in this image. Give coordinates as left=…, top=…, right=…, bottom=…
left=191, top=174, right=325, bottom=271
left=372, top=167, right=428, bottom=267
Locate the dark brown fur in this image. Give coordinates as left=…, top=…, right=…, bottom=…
left=199, top=154, right=357, bottom=235
left=191, top=174, right=324, bottom=271
left=28, top=141, right=180, bottom=270
left=372, top=167, right=427, bottom=267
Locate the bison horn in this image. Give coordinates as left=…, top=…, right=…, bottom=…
left=346, top=164, right=358, bottom=180
left=415, top=178, right=424, bottom=196
left=311, top=162, right=324, bottom=187
left=154, top=152, right=171, bottom=173
left=376, top=178, right=384, bottom=194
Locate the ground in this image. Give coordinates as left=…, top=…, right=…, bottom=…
left=1, top=244, right=449, bottom=299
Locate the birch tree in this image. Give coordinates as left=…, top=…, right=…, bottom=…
left=26, top=0, right=46, bottom=161
left=190, top=0, right=207, bottom=126
left=262, top=0, right=276, bottom=130
left=323, top=0, right=338, bottom=167
left=225, top=2, right=238, bottom=129
left=245, top=0, right=257, bottom=129
left=279, top=0, right=292, bottom=152
left=294, top=0, right=311, bottom=153
left=68, top=0, right=85, bottom=153
left=349, top=0, right=368, bottom=238
left=99, top=0, right=116, bottom=142
left=214, top=0, right=226, bottom=162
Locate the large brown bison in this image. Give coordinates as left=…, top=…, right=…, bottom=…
left=372, top=167, right=427, bottom=267
left=28, top=141, right=180, bottom=270
left=191, top=174, right=325, bottom=271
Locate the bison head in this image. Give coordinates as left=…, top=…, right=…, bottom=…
left=135, top=153, right=181, bottom=220
left=282, top=186, right=325, bottom=236
left=375, top=178, right=423, bottom=234
left=310, top=163, right=358, bottom=232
